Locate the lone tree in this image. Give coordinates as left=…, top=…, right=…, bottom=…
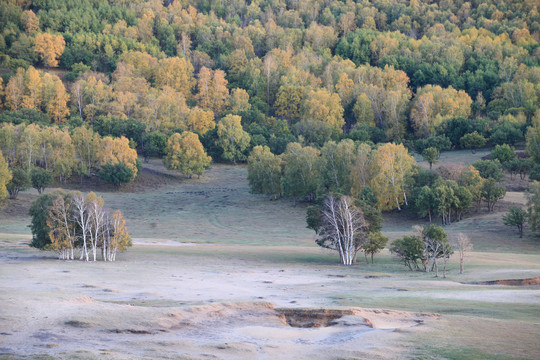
left=30, top=168, right=53, bottom=194
left=6, top=167, right=30, bottom=199
left=422, top=225, right=453, bottom=277
left=460, top=131, right=486, bottom=153
left=453, top=233, right=472, bottom=274
left=361, top=232, right=388, bottom=264
left=307, top=195, right=369, bottom=265
left=481, top=178, right=506, bottom=212
left=502, top=206, right=528, bottom=238
left=422, top=147, right=439, bottom=170
left=164, top=132, right=211, bottom=178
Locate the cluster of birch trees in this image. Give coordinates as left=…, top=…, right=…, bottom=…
left=30, top=190, right=131, bottom=261
left=248, top=140, right=416, bottom=211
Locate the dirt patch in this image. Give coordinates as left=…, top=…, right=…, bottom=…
left=277, top=308, right=357, bottom=328
left=472, top=277, right=540, bottom=286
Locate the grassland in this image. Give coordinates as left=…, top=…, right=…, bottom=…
left=0, top=151, right=539, bottom=359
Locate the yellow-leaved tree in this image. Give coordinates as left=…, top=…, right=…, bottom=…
left=196, top=67, right=230, bottom=116
left=97, top=136, right=138, bottom=178
left=371, top=143, right=416, bottom=211
left=34, top=33, right=65, bottom=67
left=47, top=81, right=70, bottom=124
left=303, top=89, right=345, bottom=131
left=186, top=107, right=215, bottom=134
left=0, top=150, right=12, bottom=200
left=410, top=85, right=472, bottom=138
left=163, top=132, right=211, bottom=178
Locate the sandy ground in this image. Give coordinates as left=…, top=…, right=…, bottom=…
left=1, top=240, right=539, bottom=360
left=0, top=240, right=444, bottom=360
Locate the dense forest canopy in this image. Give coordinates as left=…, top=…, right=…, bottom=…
left=0, top=0, right=538, bottom=192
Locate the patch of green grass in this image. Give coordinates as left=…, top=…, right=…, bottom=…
left=412, top=345, right=528, bottom=360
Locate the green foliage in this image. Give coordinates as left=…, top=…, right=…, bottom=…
left=390, top=235, right=425, bottom=271
left=490, top=144, right=516, bottom=164
left=472, top=160, right=504, bottom=181
left=247, top=145, right=282, bottom=198
left=460, top=131, right=487, bottom=152
left=489, top=122, right=524, bottom=145
left=361, top=232, right=388, bottom=264
left=528, top=182, right=540, bottom=233
left=415, top=186, right=436, bottom=222
left=422, top=147, right=439, bottom=169
left=0, top=109, right=50, bottom=126
left=98, top=163, right=134, bottom=188
left=6, top=167, right=29, bottom=199
left=502, top=206, right=528, bottom=238
left=530, top=165, right=540, bottom=181
left=439, top=118, right=488, bottom=148
left=93, top=117, right=146, bottom=149
left=142, top=131, right=168, bottom=160
left=30, top=168, right=53, bottom=194
left=481, top=178, right=506, bottom=212
left=28, top=192, right=57, bottom=250
left=305, top=205, right=323, bottom=233
left=414, top=135, right=452, bottom=153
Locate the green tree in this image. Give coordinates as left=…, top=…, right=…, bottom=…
left=361, top=232, right=388, bottom=264
left=460, top=131, right=486, bottom=153
left=390, top=235, right=425, bottom=271
left=216, top=115, right=251, bottom=164
left=526, top=111, right=540, bottom=163
left=491, top=144, right=516, bottom=164
left=29, top=191, right=58, bottom=250
left=247, top=145, right=282, bottom=200
left=528, top=182, right=540, bottom=234
left=98, top=163, right=134, bottom=188
left=30, top=167, right=53, bottom=194
left=422, top=147, right=439, bottom=170
left=0, top=150, right=11, bottom=200
left=142, top=131, right=168, bottom=161
left=415, top=186, right=436, bottom=223
left=481, top=178, right=506, bottom=212
left=281, top=143, right=320, bottom=203
left=530, top=165, right=540, bottom=182
left=472, top=160, right=504, bottom=181
left=164, top=132, right=211, bottom=178
left=6, top=167, right=29, bottom=199
left=502, top=206, right=528, bottom=238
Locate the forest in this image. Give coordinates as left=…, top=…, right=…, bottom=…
left=0, top=0, right=539, bottom=260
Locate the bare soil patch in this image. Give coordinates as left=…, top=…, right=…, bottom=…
left=472, top=277, right=540, bottom=286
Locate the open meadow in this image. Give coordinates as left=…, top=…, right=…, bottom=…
left=1, top=152, right=540, bottom=360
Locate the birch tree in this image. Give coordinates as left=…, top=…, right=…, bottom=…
left=453, top=233, right=472, bottom=274
left=47, top=192, right=77, bottom=260
left=371, top=142, right=416, bottom=210
left=72, top=191, right=91, bottom=261
left=313, top=195, right=369, bottom=265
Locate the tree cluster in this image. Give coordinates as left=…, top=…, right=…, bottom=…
left=0, top=123, right=138, bottom=188
left=390, top=225, right=454, bottom=277
left=29, top=190, right=131, bottom=261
